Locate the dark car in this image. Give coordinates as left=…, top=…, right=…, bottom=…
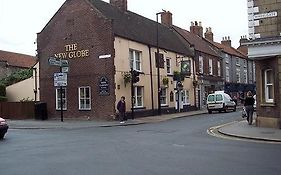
left=0, top=117, right=8, bottom=139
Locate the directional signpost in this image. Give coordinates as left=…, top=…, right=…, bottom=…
left=48, top=57, right=69, bottom=122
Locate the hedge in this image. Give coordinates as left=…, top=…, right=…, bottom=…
left=0, top=96, right=7, bottom=102
left=0, top=84, right=6, bottom=97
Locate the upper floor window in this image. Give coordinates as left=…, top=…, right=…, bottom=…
left=56, top=88, right=67, bottom=110
left=225, top=55, right=229, bottom=64
left=226, top=67, right=230, bottom=82
left=236, top=68, right=241, bottom=83
left=244, top=70, right=248, bottom=83
left=209, top=59, right=213, bottom=75
left=166, top=58, right=172, bottom=74
left=130, top=49, right=142, bottom=71
left=199, top=56, right=203, bottom=74
left=79, top=86, right=91, bottom=110
left=236, top=58, right=240, bottom=66
left=217, top=61, right=221, bottom=77
left=244, top=59, right=247, bottom=68
left=264, top=69, right=274, bottom=103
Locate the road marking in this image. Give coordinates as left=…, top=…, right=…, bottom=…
left=207, top=122, right=281, bottom=144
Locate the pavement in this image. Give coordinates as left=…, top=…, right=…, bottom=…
left=6, top=109, right=281, bottom=143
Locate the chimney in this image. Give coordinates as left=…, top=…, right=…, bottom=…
left=190, top=21, right=203, bottom=37
left=239, top=35, right=248, bottom=45
left=237, top=35, right=248, bottom=55
left=161, top=11, right=173, bottom=26
left=204, top=27, right=214, bottom=41
left=110, top=0, right=127, bottom=11
left=221, top=36, right=232, bottom=47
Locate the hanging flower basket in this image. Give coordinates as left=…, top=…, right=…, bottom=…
left=122, top=72, right=131, bottom=86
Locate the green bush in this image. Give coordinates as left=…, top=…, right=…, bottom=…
left=0, top=84, right=6, bottom=96
left=0, top=69, right=33, bottom=86
left=0, top=96, right=7, bottom=102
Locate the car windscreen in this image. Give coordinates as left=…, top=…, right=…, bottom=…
left=216, top=94, right=223, bottom=101
left=207, top=95, right=215, bottom=102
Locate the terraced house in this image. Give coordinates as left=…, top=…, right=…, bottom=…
left=37, top=0, right=196, bottom=119
left=206, top=35, right=256, bottom=100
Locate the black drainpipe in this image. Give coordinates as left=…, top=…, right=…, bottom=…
left=148, top=46, right=154, bottom=113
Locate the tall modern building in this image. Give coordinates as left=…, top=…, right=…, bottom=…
left=246, top=0, right=281, bottom=129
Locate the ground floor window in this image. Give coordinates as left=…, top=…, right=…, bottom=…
left=79, top=86, right=91, bottom=110
left=133, top=86, right=144, bottom=108
left=56, top=88, right=67, bottom=110
left=264, top=69, right=274, bottom=103
left=160, top=88, right=167, bottom=106
left=182, top=90, right=189, bottom=105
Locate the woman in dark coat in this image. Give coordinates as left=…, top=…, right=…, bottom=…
left=117, top=96, right=126, bottom=123
left=243, top=91, right=255, bottom=125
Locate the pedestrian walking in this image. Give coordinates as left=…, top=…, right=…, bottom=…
left=242, top=91, right=255, bottom=125
left=117, top=96, right=126, bottom=124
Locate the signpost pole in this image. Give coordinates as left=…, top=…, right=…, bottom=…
left=60, top=65, right=63, bottom=122
left=131, top=68, right=134, bottom=120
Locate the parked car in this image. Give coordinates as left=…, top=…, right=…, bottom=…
left=0, top=117, right=9, bottom=139
left=207, top=91, right=236, bottom=114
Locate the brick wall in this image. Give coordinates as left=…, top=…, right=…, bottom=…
left=37, top=0, right=115, bottom=120
left=255, top=56, right=280, bottom=120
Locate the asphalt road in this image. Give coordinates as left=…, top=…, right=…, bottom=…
left=1, top=111, right=281, bottom=175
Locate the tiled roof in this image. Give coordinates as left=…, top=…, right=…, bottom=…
left=210, top=41, right=247, bottom=59
left=89, top=0, right=192, bottom=56
left=0, top=50, right=36, bottom=68
left=172, top=26, right=220, bottom=57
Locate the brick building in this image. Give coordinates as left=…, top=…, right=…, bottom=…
left=246, top=0, right=281, bottom=128
left=37, top=0, right=195, bottom=120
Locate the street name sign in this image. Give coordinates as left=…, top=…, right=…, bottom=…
left=48, top=57, right=61, bottom=66
left=48, top=57, right=69, bottom=67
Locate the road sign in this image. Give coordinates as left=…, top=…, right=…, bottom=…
left=61, top=67, right=69, bottom=73
left=54, top=73, right=67, bottom=87
left=48, top=57, right=69, bottom=67
left=48, top=57, right=61, bottom=66
left=61, top=60, right=69, bottom=67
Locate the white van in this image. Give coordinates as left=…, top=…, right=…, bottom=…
left=207, top=91, right=236, bottom=114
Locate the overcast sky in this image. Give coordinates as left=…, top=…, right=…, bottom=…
left=0, top=0, right=248, bottom=56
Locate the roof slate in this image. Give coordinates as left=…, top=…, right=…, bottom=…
left=0, top=50, right=36, bottom=68
left=172, top=26, right=220, bottom=57
left=210, top=41, right=247, bottom=59
left=88, top=0, right=192, bottom=56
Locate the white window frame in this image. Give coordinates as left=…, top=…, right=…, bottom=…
left=236, top=58, right=240, bottom=66
left=182, top=90, right=190, bottom=105
left=236, top=68, right=241, bottom=83
left=226, top=66, right=230, bottom=82
left=244, top=59, right=247, bottom=68
left=166, top=58, right=172, bottom=75
left=264, top=69, right=274, bottom=103
left=209, top=59, right=213, bottom=75
left=133, top=86, right=144, bottom=108
left=129, top=49, right=142, bottom=72
left=199, top=56, right=203, bottom=74
left=225, top=54, right=229, bottom=63
left=217, top=61, right=221, bottom=77
left=56, top=88, right=67, bottom=110
left=78, top=86, right=91, bottom=110
left=160, top=87, right=168, bottom=106
left=244, top=70, right=248, bottom=83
